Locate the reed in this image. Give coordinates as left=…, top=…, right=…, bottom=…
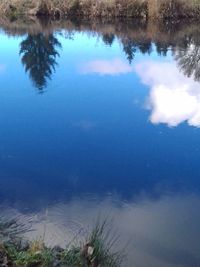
left=0, top=218, right=124, bottom=267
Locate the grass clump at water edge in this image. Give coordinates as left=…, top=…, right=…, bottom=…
left=0, top=218, right=125, bottom=267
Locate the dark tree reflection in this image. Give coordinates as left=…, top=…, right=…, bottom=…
left=122, top=38, right=137, bottom=63
left=20, top=33, right=61, bottom=90
left=121, top=38, right=152, bottom=64
left=155, top=42, right=169, bottom=56
left=102, top=33, right=115, bottom=46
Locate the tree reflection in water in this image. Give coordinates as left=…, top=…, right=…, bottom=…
left=17, top=20, right=200, bottom=89
left=175, top=43, right=200, bottom=82
left=102, top=33, right=115, bottom=46
left=121, top=31, right=200, bottom=83
left=121, top=38, right=152, bottom=63
left=20, top=33, right=61, bottom=90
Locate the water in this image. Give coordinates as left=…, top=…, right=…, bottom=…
left=1, top=19, right=200, bottom=266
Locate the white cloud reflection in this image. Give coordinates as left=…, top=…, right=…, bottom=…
left=80, top=58, right=133, bottom=75
left=135, top=61, right=200, bottom=127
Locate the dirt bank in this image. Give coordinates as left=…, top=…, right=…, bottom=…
left=1, top=0, right=200, bottom=20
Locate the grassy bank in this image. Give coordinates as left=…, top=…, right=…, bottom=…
left=1, top=0, right=200, bottom=19
left=0, top=219, right=124, bottom=267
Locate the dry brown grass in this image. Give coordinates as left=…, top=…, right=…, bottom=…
left=0, top=0, right=200, bottom=19
left=0, top=0, right=148, bottom=18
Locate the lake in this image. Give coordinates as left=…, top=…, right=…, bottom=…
left=0, top=18, right=200, bottom=266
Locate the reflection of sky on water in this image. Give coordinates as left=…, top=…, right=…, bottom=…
left=0, top=64, right=6, bottom=73
left=1, top=26, right=200, bottom=267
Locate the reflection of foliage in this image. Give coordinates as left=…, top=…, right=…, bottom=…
left=155, top=42, right=169, bottom=56
left=121, top=38, right=152, bottom=63
left=175, top=43, right=200, bottom=82
left=20, top=33, right=61, bottom=90
left=137, top=41, right=152, bottom=55
left=122, top=39, right=137, bottom=63
left=102, top=33, right=115, bottom=46
left=0, top=217, right=29, bottom=243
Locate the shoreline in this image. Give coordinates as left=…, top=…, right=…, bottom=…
left=0, top=220, right=123, bottom=267
left=1, top=0, right=200, bottom=20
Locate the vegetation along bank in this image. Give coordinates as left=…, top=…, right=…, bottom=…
left=1, top=0, right=200, bottom=19
left=0, top=219, right=124, bottom=267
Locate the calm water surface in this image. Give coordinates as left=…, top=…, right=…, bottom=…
left=1, top=19, right=200, bottom=266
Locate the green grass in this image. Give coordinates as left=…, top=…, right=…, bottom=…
left=1, top=219, right=124, bottom=267
left=61, top=221, right=124, bottom=267
left=5, top=243, right=53, bottom=267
